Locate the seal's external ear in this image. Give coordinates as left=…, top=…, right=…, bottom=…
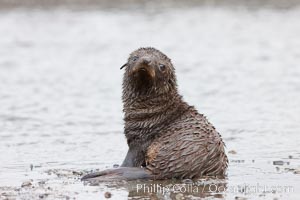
left=120, top=63, right=127, bottom=70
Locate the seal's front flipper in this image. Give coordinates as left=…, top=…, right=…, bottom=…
left=121, top=149, right=135, bottom=167
left=81, top=167, right=153, bottom=181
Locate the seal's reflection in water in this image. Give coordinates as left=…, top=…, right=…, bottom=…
left=86, top=178, right=227, bottom=199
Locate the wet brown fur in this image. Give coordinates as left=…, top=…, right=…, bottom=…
left=120, top=47, right=228, bottom=179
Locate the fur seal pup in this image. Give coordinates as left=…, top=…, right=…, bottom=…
left=82, top=47, right=228, bottom=181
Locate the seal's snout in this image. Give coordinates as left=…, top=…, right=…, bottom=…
left=130, top=57, right=156, bottom=79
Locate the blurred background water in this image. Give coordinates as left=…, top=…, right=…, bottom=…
left=0, top=0, right=300, bottom=199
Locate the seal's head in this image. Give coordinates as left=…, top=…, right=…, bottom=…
left=121, top=47, right=177, bottom=96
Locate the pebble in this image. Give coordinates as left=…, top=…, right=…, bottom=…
left=231, top=160, right=245, bottom=163
left=273, top=161, right=284, bottom=166
left=104, top=191, right=112, bottom=198
left=113, top=164, right=119, bottom=168
left=294, top=169, right=300, bottom=174
left=228, top=150, right=237, bottom=154
left=21, top=181, right=32, bottom=188
left=235, top=197, right=247, bottom=200
left=38, top=181, right=46, bottom=185
left=72, top=171, right=83, bottom=176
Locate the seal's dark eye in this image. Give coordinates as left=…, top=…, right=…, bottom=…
left=132, top=56, right=139, bottom=62
left=159, top=64, right=166, bottom=71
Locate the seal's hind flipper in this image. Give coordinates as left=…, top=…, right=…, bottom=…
left=81, top=167, right=153, bottom=181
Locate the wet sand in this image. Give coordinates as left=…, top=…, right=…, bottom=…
left=0, top=2, right=300, bottom=200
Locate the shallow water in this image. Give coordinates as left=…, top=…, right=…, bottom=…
left=0, top=3, right=300, bottom=200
